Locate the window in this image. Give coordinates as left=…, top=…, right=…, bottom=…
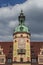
left=15, top=36, right=17, bottom=38
left=27, top=36, right=28, bottom=38
left=31, top=46, right=34, bottom=48
left=7, top=58, right=12, bottom=63
left=27, top=57, right=29, bottom=62
left=1, top=59, right=4, bottom=63
left=14, top=57, right=16, bottom=62
left=17, top=49, right=26, bottom=55
left=20, top=58, right=23, bottom=62
left=10, top=46, right=12, bottom=48
left=39, top=58, right=43, bottom=63
left=0, top=59, right=4, bottom=63
left=32, top=58, right=37, bottom=63
left=15, top=40, right=17, bottom=42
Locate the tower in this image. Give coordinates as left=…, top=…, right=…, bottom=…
left=13, top=10, right=31, bottom=64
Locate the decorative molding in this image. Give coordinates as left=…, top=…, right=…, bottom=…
left=38, top=47, right=43, bottom=64
left=0, top=45, right=6, bottom=64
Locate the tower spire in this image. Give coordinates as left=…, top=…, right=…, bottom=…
left=18, top=10, right=25, bottom=25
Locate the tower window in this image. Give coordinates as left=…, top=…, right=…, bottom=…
left=20, top=58, right=23, bottom=62
left=14, top=57, right=16, bottom=62
left=15, top=40, right=17, bottom=42
left=21, top=34, right=23, bottom=37
left=27, top=36, right=28, bottom=38
left=27, top=40, right=29, bottom=42
left=17, top=49, right=26, bottom=55
left=15, top=36, right=17, bottom=38
left=27, top=57, right=29, bottom=62
left=0, top=59, right=4, bottom=63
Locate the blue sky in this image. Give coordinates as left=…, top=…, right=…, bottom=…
left=0, top=0, right=43, bottom=42
left=0, top=0, right=26, bottom=7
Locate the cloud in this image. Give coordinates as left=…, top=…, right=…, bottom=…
left=8, top=20, right=18, bottom=28
left=31, top=33, right=43, bottom=42
left=0, top=0, right=43, bottom=41
left=0, top=35, right=13, bottom=42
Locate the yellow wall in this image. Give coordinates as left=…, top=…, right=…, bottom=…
left=13, top=33, right=31, bottom=62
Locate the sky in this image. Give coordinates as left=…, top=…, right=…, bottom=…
left=0, top=0, right=43, bottom=42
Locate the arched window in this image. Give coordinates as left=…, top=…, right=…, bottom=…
left=15, top=40, right=17, bottom=42
left=27, top=40, right=29, bottom=42
left=21, top=34, right=23, bottom=37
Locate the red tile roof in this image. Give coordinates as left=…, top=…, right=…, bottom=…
left=0, top=42, right=43, bottom=58
left=31, top=42, right=43, bottom=57
left=0, top=42, right=13, bottom=57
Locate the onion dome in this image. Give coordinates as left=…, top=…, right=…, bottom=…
left=14, top=10, right=30, bottom=34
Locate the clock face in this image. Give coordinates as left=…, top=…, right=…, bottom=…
left=18, top=38, right=25, bottom=49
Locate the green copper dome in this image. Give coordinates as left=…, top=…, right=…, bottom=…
left=14, top=25, right=30, bottom=33
left=14, top=10, right=30, bottom=33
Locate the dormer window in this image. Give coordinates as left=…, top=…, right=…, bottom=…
left=27, top=40, right=29, bottom=42
left=21, top=34, right=23, bottom=37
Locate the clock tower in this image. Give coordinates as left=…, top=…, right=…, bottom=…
left=13, top=10, right=31, bottom=64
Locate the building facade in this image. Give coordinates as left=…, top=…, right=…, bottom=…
left=0, top=42, right=43, bottom=65
left=0, top=11, right=43, bottom=65
left=0, top=46, right=6, bottom=64
left=13, top=10, right=31, bottom=63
